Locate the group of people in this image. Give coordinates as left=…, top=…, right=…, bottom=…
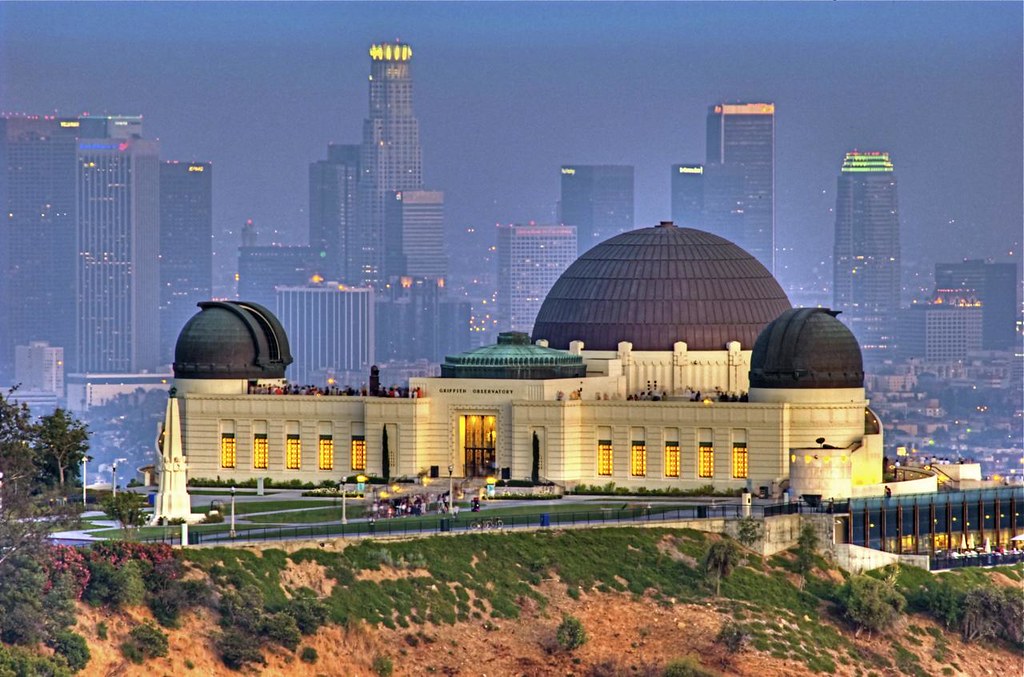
left=246, top=383, right=425, bottom=398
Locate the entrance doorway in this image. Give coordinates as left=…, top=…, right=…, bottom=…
left=462, top=414, right=496, bottom=477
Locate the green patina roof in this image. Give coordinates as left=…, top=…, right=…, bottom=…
left=441, top=332, right=586, bottom=380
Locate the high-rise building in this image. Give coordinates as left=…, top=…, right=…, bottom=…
left=76, top=119, right=161, bottom=373
left=309, top=144, right=360, bottom=282
left=497, top=224, right=577, bottom=333
left=160, top=161, right=212, bottom=362
left=358, top=42, right=423, bottom=287
left=832, top=151, right=901, bottom=353
left=898, top=301, right=983, bottom=362
left=383, top=190, right=446, bottom=280
left=559, top=165, right=634, bottom=255
left=275, top=284, right=375, bottom=385
left=934, top=259, right=1019, bottom=350
left=706, top=102, right=775, bottom=272
left=0, top=116, right=83, bottom=381
left=237, top=245, right=320, bottom=310
left=14, top=341, right=64, bottom=395
left=375, top=277, right=472, bottom=364
left=670, top=165, right=704, bottom=228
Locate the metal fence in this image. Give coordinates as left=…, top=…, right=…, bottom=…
left=930, top=552, right=1024, bottom=571
left=140, top=501, right=813, bottom=546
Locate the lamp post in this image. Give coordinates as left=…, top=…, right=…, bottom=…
left=341, top=476, right=349, bottom=525
left=81, top=455, right=92, bottom=505
left=0, top=471, right=4, bottom=513
left=111, top=461, right=118, bottom=498
left=229, top=486, right=237, bottom=538
left=447, top=464, right=454, bottom=516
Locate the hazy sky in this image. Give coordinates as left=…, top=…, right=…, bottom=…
left=2, top=1, right=1021, bottom=292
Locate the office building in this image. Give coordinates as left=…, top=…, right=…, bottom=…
left=375, top=277, right=472, bottom=365
left=76, top=120, right=161, bottom=373
left=934, top=259, right=1019, bottom=350
left=670, top=165, right=704, bottom=228
left=832, top=151, right=901, bottom=354
left=358, top=42, right=423, bottom=287
left=898, top=301, right=983, bottom=361
left=559, top=165, right=634, bottom=255
left=309, top=144, right=360, bottom=283
left=14, top=341, right=64, bottom=394
left=275, top=284, right=375, bottom=385
left=706, top=102, right=775, bottom=272
left=237, top=245, right=320, bottom=310
left=160, top=161, right=212, bottom=363
left=383, top=190, right=446, bottom=280
left=496, top=223, right=577, bottom=333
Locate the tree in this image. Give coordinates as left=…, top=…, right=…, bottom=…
left=531, top=431, right=541, bottom=484
left=793, top=523, right=819, bottom=576
left=837, top=574, right=906, bottom=636
left=716, top=621, right=751, bottom=665
left=381, top=426, right=390, bottom=482
left=702, top=539, right=741, bottom=597
left=35, top=408, right=89, bottom=490
left=555, top=614, right=587, bottom=651
left=735, top=517, right=763, bottom=548
left=101, top=492, right=148, bottom=537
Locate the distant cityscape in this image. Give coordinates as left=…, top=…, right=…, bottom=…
left=0, top=39, right=1020, bottom=482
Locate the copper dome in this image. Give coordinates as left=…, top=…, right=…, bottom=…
left=531, top=223, right=791, bottom=351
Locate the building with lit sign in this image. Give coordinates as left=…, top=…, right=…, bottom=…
left=160, top=161, right=213, bottom=363
left=559, top=165, right=634, bottom=255
left=706, top=102, right=775, bottom=273
left=832, top=151, right=901, bottom=356
left=496, top=223, right=577, bottom=333
left=670, top=164, right=704, bottom=228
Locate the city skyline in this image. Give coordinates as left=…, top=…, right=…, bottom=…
left=1, top=2, right=1019, bottom=300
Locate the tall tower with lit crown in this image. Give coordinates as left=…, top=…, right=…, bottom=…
left=832, top=151, right=901, bottom=354
left=357, top=41, right=423, bottom=287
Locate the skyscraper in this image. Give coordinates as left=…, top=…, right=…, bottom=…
left=237, top=245, right=320, bottom=310
left=160, top=161, right=212, bottom=362
left=670, top=164, right=704, bottom=228
left=832, top=151, right=901, bottom=353
left=309, top=144, right=360, bottom=282
left=358, top=41, right=423, bottom=287
left=76, top=118, right=161, bottom=374
left=0, top=116, right=82, bottom=380
left=497, top=224, right=577, bottom=333
left=706, top=102, right=775, bottom=272
left=383, top=190, right=446, bottom=280
left=559, top=165, right=634, bottom=255
left=934, top=259, right=1019, bottom=350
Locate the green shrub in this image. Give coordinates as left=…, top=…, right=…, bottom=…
left=286, top=592, right=329, bottom=634
left=663, top=656, right=716, bottom=676
left=217, top=629, right=265, bottom=670
left=837, top=575, right=906, bottom=635
left=120, top=623, right=169, bottom=664
left=372, top=654, right=394, bottom=677
left=50, top=630, right=90, bottom=673
left=0, top=643, right=74, bottom=677
left=556, top=615, right=588, bottom=651
left=262, top=612, right=301, bottom=651
left=148, top=579, right=209, bottom=628
left=96, top=622, right=107, bottom=640
left=716, top=621, right=750, bottom=655
left=300, top=646, right=318, bottom=664
left=735, top=517, right=763, bottom=548
left=85, top=560, right=145, bottom=608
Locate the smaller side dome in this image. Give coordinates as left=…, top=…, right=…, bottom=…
left=749, top=308, right=863, bottom=389
left=174, top=301, right=293, bottom=380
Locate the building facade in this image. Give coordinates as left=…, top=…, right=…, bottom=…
left=706, top=102, right=775, bottom=273
left=237, top=245, right=320, bottom=310
left=670, top=164, right=704, bottom=228
left=309, top=144, right=360, bottom=283
left=358, top=42, right=423, bottom=287
left=898, top=301, right=983, bottom=362
left=383, top=189, right=446, bottom=280
left=160, top=161, right=212, bottom=363
left=496, top=223, right=577, bottom=333
left=14, top=341, right=64, bottom=394
left=934, top=259, right=1019, bottom=351
left=832, top=151, right=901, bottom=355
left=559, top=165, right=634, bottom=255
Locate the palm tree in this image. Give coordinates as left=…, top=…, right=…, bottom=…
left=702, top=539, right=741, bottom=597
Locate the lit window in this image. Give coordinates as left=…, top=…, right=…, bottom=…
left=253, top=434, right=269, bottom=469
left=597, top=440, right=613, bottom=476
left=732, top=443, right=748, bottom=479
left=286, top=434, right=301, bottom=470
left=630, top=442, right=647, bottom=477
left=698, top=442, right=714, bottom=478
left=220, top=433, right=236, bottom=469
left=664, top=443, right=680, bottom=478
left=350, top=436, right=367, bottom=471
left=318, top=436, right=334, bottom=471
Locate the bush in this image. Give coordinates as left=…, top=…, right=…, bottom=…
left=960, top=585, right=1023, bottom=644
left=217, top=629, right=265, bottom=670
left=96, top=622, right=108, bottom=640
left=50, top=630, right=90, bottom=673
left=716, top=621, right=750, bottom=655
left=837, top=574, right=906, bottom=635
left=85, top=560, right=145, bottom=607
left=121, top=623, right=169, bottom=664
left=372, top=654, right=394, bottom=677
left=663, top=656, right=716, bottom=677
left=300, top=646, right=318, bottom=664
left=734, top=518, right=763, bottom=548
left=556, top=615, right=588, bottom=651
left=148, top=579, right=209, bottom=628
left=218, top=587, right=266, bottom=634
left=0, top=644, right=73, bottom=677
left=793, top=524, right=819, bottom=576
left=286, top=593, right=329, bottom=635
left=262, top=612, right=301, bottom=651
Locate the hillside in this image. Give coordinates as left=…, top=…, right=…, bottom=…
left=7, top=528, right=1024, bottom=676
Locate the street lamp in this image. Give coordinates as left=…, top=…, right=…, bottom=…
left=81, top=455, right=93, bottom=505
left=111, top=461, right=118, bottom=498
left=341, top=475, right=349, bottom=525
left=229, top=486, right=237, bottom=538
left=447, top=464, right=454, bottom=515
left=0, top=471, right=4, bottom=513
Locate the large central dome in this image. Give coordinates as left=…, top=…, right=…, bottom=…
left=531, top=223, right=791, bottom=351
